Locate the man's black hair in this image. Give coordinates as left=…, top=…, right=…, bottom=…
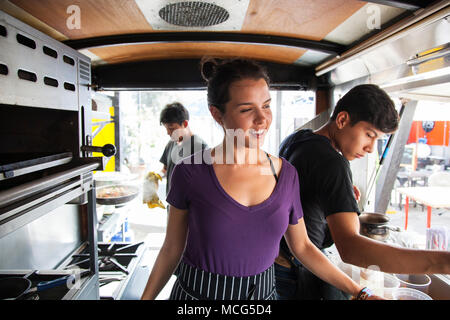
left=160, top=102, right=189, bottom=125
left=330, top=84, right=399, bottom=133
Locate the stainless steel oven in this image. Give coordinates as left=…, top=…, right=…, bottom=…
left=0, top=11, right=112, bottom=300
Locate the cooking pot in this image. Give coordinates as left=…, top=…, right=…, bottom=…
left=359, top=212, right=401, bottom=241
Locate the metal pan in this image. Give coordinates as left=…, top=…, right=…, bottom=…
left=359, top=212, right=401, bottom=241
left=0, top=274, right=74, bottom=300
left=95, top=184, right=139, bottom=206
left=359, top=212, right=390, bottom=225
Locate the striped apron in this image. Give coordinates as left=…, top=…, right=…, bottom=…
left=169, top=261, right=277, bottom=300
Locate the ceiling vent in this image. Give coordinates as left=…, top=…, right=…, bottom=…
left=159, top=1, right=229, bottom=27
left=135, top=0, right=250, bottom=31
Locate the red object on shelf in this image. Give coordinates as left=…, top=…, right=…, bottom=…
left=407, top=121, right=450, bottom=146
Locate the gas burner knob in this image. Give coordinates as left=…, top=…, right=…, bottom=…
left=81, top=144, right=116, bottom=157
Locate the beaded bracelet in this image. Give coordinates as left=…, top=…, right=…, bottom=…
left=356, top=287, right=373, bottom=300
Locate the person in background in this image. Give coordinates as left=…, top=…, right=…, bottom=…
left=275, top=84, right=450, bottom=300
left=141, top=58, right=382, bottom=301
left=159, top=102, right=208, bottom=196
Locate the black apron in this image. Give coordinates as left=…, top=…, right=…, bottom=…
left=170, top=261, right=277, bottom=300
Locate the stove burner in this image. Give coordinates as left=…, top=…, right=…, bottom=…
left=101, top=242, right=144, bottom=256
left=99, top=256, right=130, bottom=274
left=65, top=242, right=144, bottom=274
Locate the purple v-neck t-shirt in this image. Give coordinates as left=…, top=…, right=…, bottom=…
left=166, top=150, right=303, bottom=277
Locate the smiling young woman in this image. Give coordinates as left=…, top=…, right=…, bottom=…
left=140, top=58, right=383, bottom=301
left=208, top=75, right=280, bottom=208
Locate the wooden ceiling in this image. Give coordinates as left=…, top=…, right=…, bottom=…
left=7, top=0, right=366, bottom=40
left=0, top=0, right=413, bottom=68
left=89, top=42, right=307, bottom=66
left=8, top=0, right=153, bottom=39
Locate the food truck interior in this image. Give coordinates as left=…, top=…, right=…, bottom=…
left=0, top=0, right=449, bottom=300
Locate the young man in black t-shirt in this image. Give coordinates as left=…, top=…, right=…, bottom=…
left=275, top=84, right=450, bottom=300
left=159, top=102, right=207, bottom=196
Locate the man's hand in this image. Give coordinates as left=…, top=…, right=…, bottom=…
left=353, top=185, right=361, bottom=201
left=161, top=165, right=167, bottom=178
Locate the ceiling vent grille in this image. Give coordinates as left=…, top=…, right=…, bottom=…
left=159, top=1, right=229, bottom=27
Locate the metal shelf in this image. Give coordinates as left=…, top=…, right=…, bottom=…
left=0, top=152, right=73, bottom=181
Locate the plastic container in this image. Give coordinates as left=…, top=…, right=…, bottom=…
left=382, top=273, right=400, bottom=299
left=426, top=226, right=449, bottom=251
left=394, top=274, right=431, bottom=293
left=392, top=288, right=432, bottom=300
left=336, top=261, right=360, bottom=282
left=360, top=267, right=383, bottom=296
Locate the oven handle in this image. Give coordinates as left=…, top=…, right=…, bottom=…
left=0, top=162, right=99, bottom=208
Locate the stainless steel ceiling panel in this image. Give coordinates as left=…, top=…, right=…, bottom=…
left=327, top=16, right=450, bottom=88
